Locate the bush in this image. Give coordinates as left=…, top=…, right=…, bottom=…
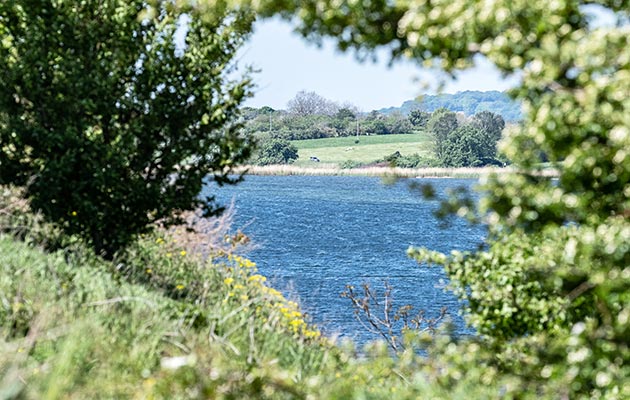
left=255, top=139, right=299, bottom=165
left=0, top=1, right=254, bottom=257
left=340, top=160, right=365, bottom=169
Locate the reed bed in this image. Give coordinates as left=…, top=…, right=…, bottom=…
left=236, top=165, right=559, bottom=179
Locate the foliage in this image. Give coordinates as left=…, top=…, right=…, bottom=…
left=426, top=108, right=458, bottom=161
left=408, top=109, right=431, bottom=128
left=384, top=152, right=440, bottom=168
left=340, top=160, right=365, bottom=169
left=0, top=1, right=254, bottom=257
left=241, top=103, right=417, bottom=140
left=0, top=191, right=508, bottom=399
left=441, top=125, right=499, bottom=167
left=381, top=90, right=522, bottom=121
left=255, top=139, right=299, bottom=165
left=471, top=111, right=505, bottom=143
left=235, top=0, right=630, bottom=397
left=425, top=110, right=504, bottom=167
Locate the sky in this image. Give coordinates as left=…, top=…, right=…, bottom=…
left=238, top=18, right=520, bottom=112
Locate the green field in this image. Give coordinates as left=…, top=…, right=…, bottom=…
left=292, top=133, right=434, bottom=166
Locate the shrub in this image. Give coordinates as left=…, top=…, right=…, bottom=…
left=255, top=139, right=299, bottom=165
left=0, top=1, right=254, bottom=257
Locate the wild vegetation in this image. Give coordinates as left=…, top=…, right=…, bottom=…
left=249, top=0, right=630, bottom=397
left=379, top=90, right=522, bottom=121
left=1, top=0, right=628, bottom=399
left=0, top=0, right=255, bottom=257
left=246, top=98, right=507, bottom=168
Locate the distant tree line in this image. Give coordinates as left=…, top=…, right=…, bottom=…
left=379, top=90, right=522, bottom=121
left=244, top=91, right=507, bottom=167
left=241, top=90, right=417, bottom=143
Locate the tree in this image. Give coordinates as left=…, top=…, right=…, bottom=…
left=287, top=90, right=338, bottom=116
left=362, top=111, right=388, bottom=135
left=408, top=109, right=431, bottom=128
left=330, top=107, right=357, bottom=136
left=0, top=1, right=255, bottom=258
left=471, top=111, right=505, bottom=143
left=382, top=112, right=414, bottom=135
left=255, top=139, right=299, bottom=165
left=441, top=125, right=497, bottom=167
left=245, top=0, right=630, bottom=397
left=426, top=108, right=458, bottom=162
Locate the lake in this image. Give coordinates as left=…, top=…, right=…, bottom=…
left=204, top=175, right=485, bottom=344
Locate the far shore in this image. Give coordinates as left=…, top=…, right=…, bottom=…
left=234, top=165, right=559, bottom=179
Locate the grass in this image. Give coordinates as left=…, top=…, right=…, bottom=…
left=1, top=185, right=503, bottom=399
left=240, top=165, right=512, bottom=178
left=291, top=133, right=433, bottom=167
left=0, top=185, right=564, bottom=399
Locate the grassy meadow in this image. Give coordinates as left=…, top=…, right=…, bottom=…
left=291, top=133, right=433, bottom=167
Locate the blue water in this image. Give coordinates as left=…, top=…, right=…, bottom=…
left=204, top=175, right=485, bottom=344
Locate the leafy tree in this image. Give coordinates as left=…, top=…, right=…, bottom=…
left=408, top=109, right=431, bottom=128
left=255, top=139, right=299, bottom=165
left=441, top=125, right=497, bottom=167
left=426, top=108, right=458, bottom=162
left=260, top=106, right=276, bottom=115
left=471, top=110, right=505, bottom=143
left=362, top=111, right=388, bottom=135
left=244, top=0, right=630, bottom=397
left=383, top=112, right=414, bottom=135
left=0, top=1, right=254, bottom=257
left=330, top=107, right=357, bottom=136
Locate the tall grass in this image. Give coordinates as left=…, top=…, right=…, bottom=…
left=238, top=165, right=558, bottom=179
left=0, top=185, right=546, bottom=399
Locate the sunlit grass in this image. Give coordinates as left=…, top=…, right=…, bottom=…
left=291, top=133, right=433, bottom=167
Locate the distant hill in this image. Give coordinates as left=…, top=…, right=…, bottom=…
left=378, top=90, right=522, bottom=121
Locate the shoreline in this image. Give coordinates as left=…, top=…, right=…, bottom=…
left=234, top=165, right=559, bottom=179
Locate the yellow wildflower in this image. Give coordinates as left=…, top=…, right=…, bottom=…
left=155, top=237, right=164, bottom=244
left=71, top=211, right=77, bottom=216
left=233, top=284, right=244, bottom=290
left=223, top=277, right=234, bottom=285
left=176, top=284, right=185, bottom=290
left=166, top=252, right=172, bottom=258
left=248, top=274, right=266, bottom=283
left=179, top=250, right=187, bottom=256
left=146, top=268, right=152, bottom=274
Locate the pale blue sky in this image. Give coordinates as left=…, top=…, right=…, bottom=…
left=238, top=18, right=520, bottom=111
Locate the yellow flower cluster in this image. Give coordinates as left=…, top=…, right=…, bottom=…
left=221, top=254, right=320, bottom=340
left=228, top=254, right=256, bottom=269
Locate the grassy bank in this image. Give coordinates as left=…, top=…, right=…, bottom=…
left=0, top=186, right=505, bottom=399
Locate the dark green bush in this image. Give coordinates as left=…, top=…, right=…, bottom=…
left=0, top=1, right=254, bottom=257
left=255, top=139, right=299, bottom=165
